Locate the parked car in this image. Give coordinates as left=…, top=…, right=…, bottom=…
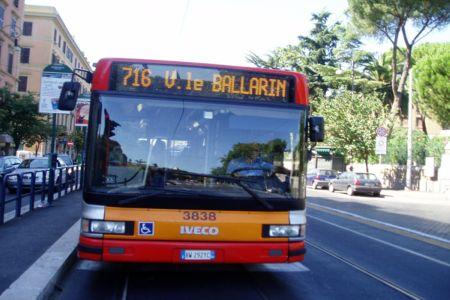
left=307, top=169, right=338, bottom=189
left=56, top=154, right=74, bottom=166
left=328, top=172, right=382, bottom=196
left=47, top=154, right=76, bottom=182
left=6, top=157, right=67, bottom=193
left=0, top=156, right=22, bottom=180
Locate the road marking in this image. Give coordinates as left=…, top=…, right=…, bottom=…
left=308, top=203, right=450, bottom=249
left=246, top=262, right=309, bottom=273
left=308, top=215, right=450, bottom=268
left=307, top=241, right=422, bottom=300
left=121, top=272, right=129, bottom=300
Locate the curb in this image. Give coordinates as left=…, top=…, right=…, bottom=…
left=0, top=220, right=80, bottom=300
left=308, top=203, right=450, bottom=250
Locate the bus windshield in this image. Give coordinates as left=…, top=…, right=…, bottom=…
left=88, top=95, right=306, bottom=204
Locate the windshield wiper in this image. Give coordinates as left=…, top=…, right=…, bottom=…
left=116, top=188, right=200, bottom=205
left=167, top=169, right=274, bottom=210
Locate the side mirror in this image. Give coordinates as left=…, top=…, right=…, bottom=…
left=58, top=82, right=81, bottom=111
left=308, top=116, right=325, bottom=142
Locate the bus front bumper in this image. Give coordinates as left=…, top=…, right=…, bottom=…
left=78, top=236, right=305, bottom=263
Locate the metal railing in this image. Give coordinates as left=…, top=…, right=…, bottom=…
left=0, top=165, right=84, bottom=225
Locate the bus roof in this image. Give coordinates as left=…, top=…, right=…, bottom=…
left=91, top=58, right=309, bottom=105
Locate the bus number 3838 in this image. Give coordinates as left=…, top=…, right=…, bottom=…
left=183, top=211, right=217, bottom=221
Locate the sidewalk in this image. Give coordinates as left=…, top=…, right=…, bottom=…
left=382, top=189, right=450, bottom=202
left=0, top=191, right=82, bottom=295
left=307, top=189, right=450, bottom=244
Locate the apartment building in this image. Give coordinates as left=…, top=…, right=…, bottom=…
left=18, top=5, right=91, bottom=154
left=0, top=0, right=24, bottom=89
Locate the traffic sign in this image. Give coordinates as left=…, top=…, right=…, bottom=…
left=375, top=136, right=387, bottom=155
left=39, top=64, right=72, bottom=114
left=376, top=127, right=388, bottom=137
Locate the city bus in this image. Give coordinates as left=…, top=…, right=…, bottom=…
left=58, top=58, right=324, bottom=263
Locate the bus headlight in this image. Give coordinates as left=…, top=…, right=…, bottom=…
left=83, top=219, right=126, bottom=234
left=263, top=224, right=305, bottom=238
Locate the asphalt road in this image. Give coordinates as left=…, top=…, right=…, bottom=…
left=52, top=191, right=450, bottom=300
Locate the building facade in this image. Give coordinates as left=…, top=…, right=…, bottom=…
left=18, top=5, right=91, bottom=155
left=0, top=0, right=24, bottom=90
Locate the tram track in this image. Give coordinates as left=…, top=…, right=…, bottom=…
left=306, top=240, right=422, bottom=300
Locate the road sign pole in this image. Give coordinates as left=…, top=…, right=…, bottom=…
left=50, top=113, right=56, bottom=153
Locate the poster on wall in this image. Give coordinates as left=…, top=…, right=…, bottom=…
left=74, top=96, right=90, bottom=127
left=39, top=64, right=72, bottom=114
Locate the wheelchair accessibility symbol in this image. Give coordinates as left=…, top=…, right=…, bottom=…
left=138, top=222, right=154, bottom=236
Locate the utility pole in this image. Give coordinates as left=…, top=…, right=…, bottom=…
left=406, top=69, right=413, bottom=190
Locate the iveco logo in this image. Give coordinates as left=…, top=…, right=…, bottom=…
left=180, top=226, right=219, bottom=235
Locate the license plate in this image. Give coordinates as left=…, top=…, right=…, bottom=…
left=180, top=250, right=216, bottom=261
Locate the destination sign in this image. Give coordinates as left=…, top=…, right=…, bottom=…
left=110, top=63, right=295, bottom=102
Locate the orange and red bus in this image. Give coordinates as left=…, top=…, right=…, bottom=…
left=59, top=58, right=323, bottom=263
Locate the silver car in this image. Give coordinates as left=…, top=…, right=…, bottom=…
left=329, top=172, right=382, bottom=196
left=6, top=157, right=67, bottom=193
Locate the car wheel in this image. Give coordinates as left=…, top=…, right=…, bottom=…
left=312, top=181, right=318, bottom=189
left=373, top=192, right=381, bottom=197
left=8, top=187, right=17, bottom=194
left=347, top=186, right=354, bottom=196
left=329, top=184, right=334, bottom=193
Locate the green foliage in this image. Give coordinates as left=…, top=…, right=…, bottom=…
left=426, top=137, right=446, bottom=167
left=348, top=0, right=450, bottom=120
left=386, top=128, right=445, bottom=166
left=413, top=43, right=450, bottom=128
left=247, top=11, right=393, bottom=104
left=68, top=128, right=85, bottom=155
left=0, top=89, right=50, bottom=152
left=248, top=11, right=341, bottom=98
left=317, top=91, right=389, bottom=171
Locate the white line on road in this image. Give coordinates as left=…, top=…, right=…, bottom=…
left=308, top=215, right=450, bottom=268
left=309, top=203, right=450, bottom=245
left=121, top=272, right=129, bottom=300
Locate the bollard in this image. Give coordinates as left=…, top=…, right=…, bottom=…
left=57, top=169, right=62, bottom=199
left=29, top=172, right=36, bottom=211
left=15, top=175, right=22, bottom=218
left=0, top=176, right=6, bottom=224
left=48, top=168, right=55, bottom=205
left=41, top=170, right=47, bottom=204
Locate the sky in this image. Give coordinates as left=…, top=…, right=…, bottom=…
left=26, top=0, right=450, bottom=68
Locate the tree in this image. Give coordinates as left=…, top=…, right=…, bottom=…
left=413, top=43, right=450, bottom=129
left=248, top=11, right=341, bottom=98
left=348, top=0, right=450, bottom=121
left=0, top=89, right=49, bottom=153
left=317, top=91, right=389, bottom=172
left=386, top=127, right=443, bottom=166
left=25, top=120, right=52, bottom=156
left=68, top=128, right=85, bottom=157
left=247, top=12, right=391, bottom=102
